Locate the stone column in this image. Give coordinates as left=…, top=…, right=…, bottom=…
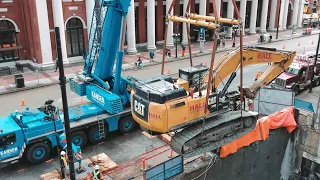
left=226, top=0, right=234, bottom=38
left=35, top=0, right=53, bottom=66
left=240, top=0, right=247, bottom=32
left=291, top=0, right=299, bottom=28
left=297, top=0, right=304, bottom=28
left=278, top=0, right=285, bottom=30
left=249, top=0, right=258, bottom=34
left=166, top=0, right=174, bottom=47
left=282, top=0, right=290, bottom=30
left=147, top=0, right=156, bottom=51
left=85, top=0, right=95, bottom=37
left=216, top=0, right=221, bottom=17
left=260, top=0, right=269, bottom=33
left=52, top=0, right=68, bottom=62
left=268, top=0, right=278, bottom=30
left=182, top=0, right=189, bottom=45
left=198, top=0, right=206, bottom=40
left=127, top=0, right=137, bottom=54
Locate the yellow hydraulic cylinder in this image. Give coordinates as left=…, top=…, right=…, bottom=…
left=167, top=15, right=219, bottom=29
left=188, top=13, right=240, bottom=25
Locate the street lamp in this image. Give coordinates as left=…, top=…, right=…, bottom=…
left=172, top=33, right=180, bottom=58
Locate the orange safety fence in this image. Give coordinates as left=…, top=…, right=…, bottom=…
left=220, top=106, right=297, bottom=158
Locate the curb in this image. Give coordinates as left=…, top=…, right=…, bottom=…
left=122, top=32, right=318, bottom=71
left=1, top=32, right=317, bottom=95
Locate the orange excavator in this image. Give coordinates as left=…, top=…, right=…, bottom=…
left=131, top=47, right=296, bottom=157
left=131, top=0, right=296, bottom=157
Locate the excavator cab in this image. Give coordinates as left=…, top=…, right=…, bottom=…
left=176, top=64, right=208, bottom=92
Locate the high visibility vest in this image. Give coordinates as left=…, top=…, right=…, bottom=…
left=93, top=169, right=102, bottom=180
left=60, top=156, right=67, bottom=167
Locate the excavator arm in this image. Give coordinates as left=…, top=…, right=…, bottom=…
left=204, top=46, right=296, bottom=99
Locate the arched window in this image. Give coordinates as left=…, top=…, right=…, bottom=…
left=0, top=20, right=19, bottom=62
left=66, top=18, right=85, bottom=57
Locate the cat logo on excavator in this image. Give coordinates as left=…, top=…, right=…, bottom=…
left=134, top=100, right=145, bottom=116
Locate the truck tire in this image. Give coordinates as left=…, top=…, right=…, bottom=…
left=26, top=142, right=50, bottom=164
left=118, top=116, right=136, bottom=134
left=71, top=131, right=88, bottom=148
left=87, top=126, right=106, bottom=144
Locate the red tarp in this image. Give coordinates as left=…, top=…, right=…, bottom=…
left=220, top=107, right=297, bottom=158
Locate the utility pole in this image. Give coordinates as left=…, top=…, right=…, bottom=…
left=276, top=0, right=281, bottom=39
left=55, top=27, right=76, bottom=180
left=313, top=32, right=320, bottom=127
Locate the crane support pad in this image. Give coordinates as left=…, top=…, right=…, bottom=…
left=170, top=111, right=258, bottom=158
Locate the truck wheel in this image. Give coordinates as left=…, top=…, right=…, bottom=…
left=71, top=131, right=88, bottom=148
left=119, top=116, right=136, bottom=134
left=87, top=126, right=106, bottom=144
left=26, top=142, right=50, bottom=164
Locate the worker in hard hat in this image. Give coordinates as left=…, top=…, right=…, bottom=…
left=60, top=151, right=67, bottom=167
left=255, top=70, right=262, bottom=81
left=92, top=165, right=104, bottom=180
left=60, top=151, right=67, bottom=179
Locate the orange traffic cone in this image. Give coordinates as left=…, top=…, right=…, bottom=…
left=167, top=68, right=171, bottom=74
left=298, top=41, right=300, bottom=46
left=282, top=44, right=286, bottom=49
left=141, top=155, right=146, bottom=171
left=21, top=98, right=25, bottom=106
left=168, top=149, right=173, bottom=158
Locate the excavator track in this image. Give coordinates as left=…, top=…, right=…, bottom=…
left=170, top=111, right=258, bottom=158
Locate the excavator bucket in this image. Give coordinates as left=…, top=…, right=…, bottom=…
left=170, top=110, right=258, bottom=158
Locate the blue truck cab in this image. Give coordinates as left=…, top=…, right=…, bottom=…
left=0, top=102, right=79, bottom=168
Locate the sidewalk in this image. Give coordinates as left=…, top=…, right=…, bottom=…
left=0, top=28, right=317, bottom=95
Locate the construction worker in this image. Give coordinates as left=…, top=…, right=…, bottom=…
left=181, top=44, right=186, bottom=57
left=60, top=151, right=67, bottom=179
left=92, top=165, right=103, bottom=180
left=255, top=70, right=262, bottom=81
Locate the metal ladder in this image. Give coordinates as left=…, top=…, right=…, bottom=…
left=84, top=0, right=108, bottom=75
left=98, top=118, right=105, bottom=139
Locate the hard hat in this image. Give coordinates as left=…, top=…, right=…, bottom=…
left=258, top=70, right=261, bottom=72
left=95, top=165, right=100, bottom=170
left=60, top=151, right=66, bottom=155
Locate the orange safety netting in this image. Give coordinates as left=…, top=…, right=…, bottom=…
left=220, top=106, right=297, bottom=158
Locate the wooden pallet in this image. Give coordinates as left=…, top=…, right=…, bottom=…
left=40, top=153, right=117, bottom=180
left=158, top=132, right=175, bottom=144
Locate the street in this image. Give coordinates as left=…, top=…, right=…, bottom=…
left=0, top=34, right=319, bottom=179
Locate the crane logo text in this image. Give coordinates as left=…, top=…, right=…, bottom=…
left=257, top=52, right=271, bottom=61
left=189, top=102, right=205, bottom=112
left=134, top=100, right=145, bottom=116
left=91, top=92, right=105, bottom=105
left=0, top=147, right=18, bottom=156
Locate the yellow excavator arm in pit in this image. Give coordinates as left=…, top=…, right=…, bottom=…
left=203, top=46, right=296, bottom=99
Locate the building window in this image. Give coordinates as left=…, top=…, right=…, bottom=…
left=66, top=17, right=85, bottom=57
left=0, top=20, right=19, bottom=63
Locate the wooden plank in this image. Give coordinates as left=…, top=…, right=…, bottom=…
left=40, top=170, right=60, bottom=180
left=141, top=131, right=156, bottom=139
left=158, top=134, right=172, bottom=144
left=85, top=153, right=118, bottom=172
left=40, top=153, right=117, bottom=180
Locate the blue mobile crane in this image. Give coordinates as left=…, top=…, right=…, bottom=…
left=0, top=0, right=135, bottom=167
